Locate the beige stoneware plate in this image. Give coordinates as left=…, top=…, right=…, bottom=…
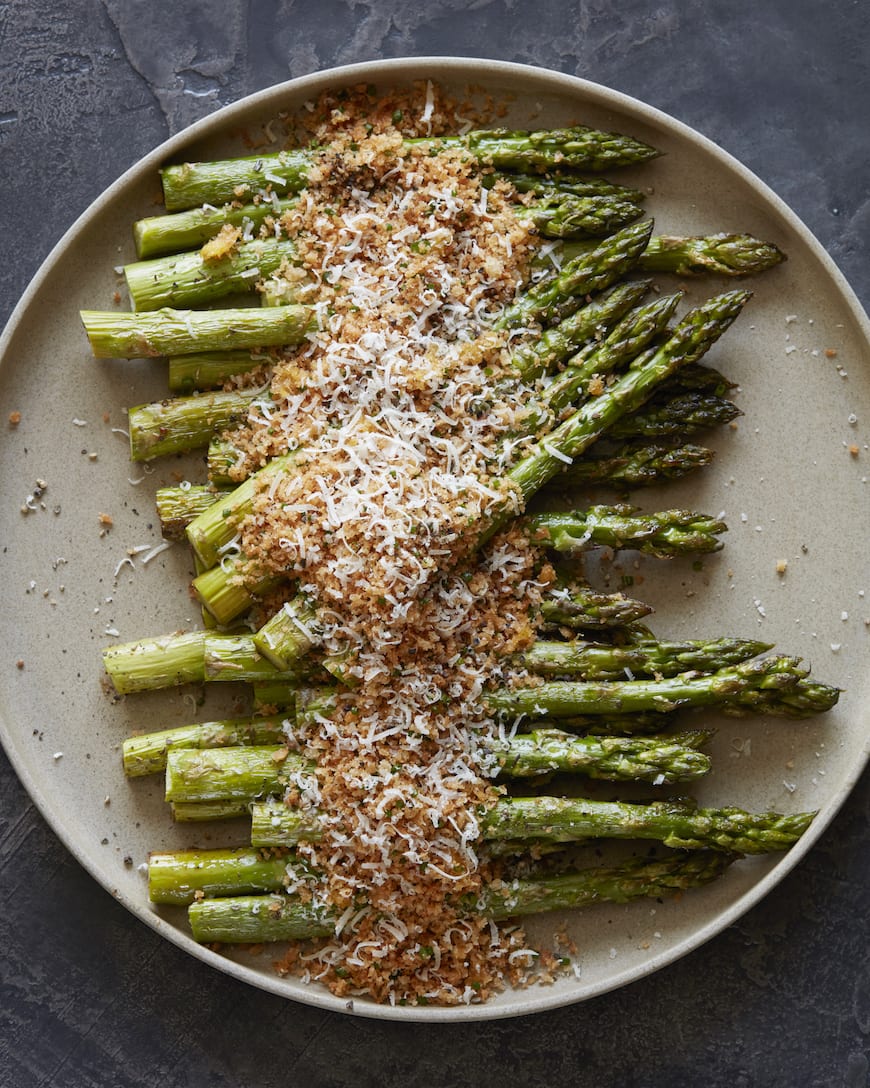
left=1, top=58, right=868, bottom=1021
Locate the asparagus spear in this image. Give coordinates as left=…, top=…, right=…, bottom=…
left=164, top=729, right=711, bottom=806
left=134, top=197, right=297, bottom=259
left=518, top=636, right=773, bottom=679
left=102, top=631, right=207, bottom=694
left=538, top=584, right=653, bottom=629
left=495, top=171, right=645, bottom=204
left=606, top=390, right=741, bottom=439
left=203, top=633, right=325, bottom=684
left=247, top=674, right=682, bottom=735
left=149, top=847, right=313, bottom=906
left=550, top=441, right=714, bottom=489
left=528, top=505, right=727, bottom=558
left=252, top=598, right=321, bottom=670
left=515, top=192, right=644, bottom=238
left=640, top=233, right=786, bottom=276
left=161, top=126, right=660, bottom=211
left=249, top=793, right=813, bottom=855
left=183, top=852, right=732, bottom=938
left=81, top=305, right=315, bottom=358
left=124, top=238, right=298, bottom=312
left=156, top=485, right=224, bottom=540
left=487, top=655, right=810, bottom=718
left=481, top=796, right=816, bottom=852
left=123, top=715, right=291, bottom=777
left=553, top=233, right=786, bottom=277
left=168, top=350, right=272, bottom=393
left=186, top=450, right=297, bottom=567
left=102, top=629, right=314, bottom=695
left=192, top=563, right=276, bottom=627
left=129, top=388, right=266, bottom=462
left=165, top=746, right=314, bottom=805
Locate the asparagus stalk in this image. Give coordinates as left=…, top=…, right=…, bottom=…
left=192, top=563, right=276, bottom=627
left=156, top=485, right=225, bottom=540
left=124, top=238, right=298, bottom=312
left=134, top=197, right=297, bottom=259
left=161, top=126, right=660, bottom=212
left=264, top=676, right=627, bottom=719
left=202, top=633, right=323, bottom=684
left=720, top=679, right=841, bottom=719
left=607, top=391, right=741, bottom=439
left=496, top=171, right=645, bottom=204
left=538, top=584, right=653, bottom=629
left=492, top=728, right=711, bottom=780
left=102, top=632, right=207, bottom=695
left=551, top=441, right=714, bottom=489
left=129, top=388, right=266, bottom=462
left=447, top=125, right=660, bottom=171
left=481, top=796, right=815, bottom=852
left=186, top=451, right=297, bottom=567
left=293, top=659, right=838, bottom=735
left=249, top=793, right=813, bottom=855
left=102, top=629, right=313, bottom=695
left=518, top=636, right=773, bottom=679
left=165, top=728, right=711, bottom=807
left=487, top=655, right=810, bottom=718
left=184, top=852, right=732, bottom=939
left=640, top=233, right=786, bottom=276
left=149, top=847, right=301, bottom=905
left=165, top=746, right=314, bottom=805
left=123, top=714, right=290, bottom=777
left=81, top=305, right=315, bottom=358
left=168, top=350, right=272, bottom=393
left=553, top=233, right=786, bottom=278
left=528, top=505, right=727, bottom=558
left=252, top=598, right=321, bottom=670
left=515, top=192, right=643, bottom=238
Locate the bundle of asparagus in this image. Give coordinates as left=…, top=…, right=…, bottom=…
left=82, top=83, right=832, bottom=1005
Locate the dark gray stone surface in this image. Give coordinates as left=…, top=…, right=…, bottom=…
left=1, top=1, right=868, bottom=1084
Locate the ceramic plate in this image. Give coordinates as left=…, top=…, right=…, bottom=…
left=1, top=58, right=868, bottom=1021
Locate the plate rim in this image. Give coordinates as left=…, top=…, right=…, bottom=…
left=2, top=55, right=869, bottom=1023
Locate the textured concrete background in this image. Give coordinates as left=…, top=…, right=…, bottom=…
left=1, top=1, right=869, bottom=1085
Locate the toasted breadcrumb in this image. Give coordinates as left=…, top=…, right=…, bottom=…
left=220, top=84, right=565, bottom=1004
left=201, top=223, right=242, bottom=260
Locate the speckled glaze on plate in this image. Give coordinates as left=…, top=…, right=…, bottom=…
left=1, top=58, right=868, bottom=1022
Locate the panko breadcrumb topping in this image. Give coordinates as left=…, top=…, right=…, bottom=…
left=226, top=84, right=559, bottom=1004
